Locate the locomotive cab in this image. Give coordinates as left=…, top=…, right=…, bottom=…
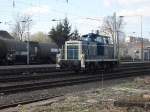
left=56, top=40, right=85, bottom=70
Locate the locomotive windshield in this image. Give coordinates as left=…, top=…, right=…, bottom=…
left=67, top=45, right=79, bottom=60
left=95, top=36, right=104, bottom=43
left=82, top=35, right=92, bottom=42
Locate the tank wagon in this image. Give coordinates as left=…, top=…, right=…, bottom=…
left=0, top=31, right=59, bottom=65
left=38, top=43, right=59, bottom=63
left=56, top=33, right=118, bottom=71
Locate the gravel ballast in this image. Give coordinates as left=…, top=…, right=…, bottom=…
left=1, top=75, right=150, bottom=112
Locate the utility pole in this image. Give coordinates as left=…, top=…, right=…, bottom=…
left=113, top=12, right=117, bottom=59
left=117, top=30, right=119, bottom=60
left=117, top=16, right=124, bottom=61
left=27, top=22, right=30, bottom=65
left=27, top=19, right=32, bottom=65
left=114, top=14, right=123, bottom=61
left=21, top=19, right=32, bottom=64
left=140, top=16, right=144, bottom=61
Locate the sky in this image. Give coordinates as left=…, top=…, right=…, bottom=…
left=0, top=0, right=150, bottom=38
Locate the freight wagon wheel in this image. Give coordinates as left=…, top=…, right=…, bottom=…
left=1, top=59, right=6, bottom=65
left=3, top=59, right=9, bottom=65
left=9, top=61, right=15, bottom=65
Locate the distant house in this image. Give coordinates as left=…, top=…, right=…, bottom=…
left=125, top=36, right=149, bottom=43
left=120, top=36, right=150, bottom=61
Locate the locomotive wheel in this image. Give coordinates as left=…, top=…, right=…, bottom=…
left=103, top=63, right=110, bottom=73
left=103, top=64, right=107, bottom=72
left=103, top=63, right=114, bottom=73
left=74, top=68, right=80, bottom=73
left=0, top=59, right=6, bottom=65
left=105, top=64, right=109, bottom=72
left=3, top=59, right=9, bottom=65
left=107, top=64, right=112, bottom=72
left=109, top=64, right=114, bottom=72
left=89, top=63, right=96, bottom=72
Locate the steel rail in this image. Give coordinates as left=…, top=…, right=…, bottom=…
left=0, top=63, right=150, bottom=109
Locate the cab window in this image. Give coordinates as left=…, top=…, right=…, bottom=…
left=108, top=38, right=113, bottom=44
left=95, top=36, right=103, bottom=43
left=103, top=38, right=109, bottom=44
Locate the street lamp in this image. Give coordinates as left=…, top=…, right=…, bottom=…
left=85, top=17, right=103, bottom=21
left=132, top=32, right=136, bottom=36
left=52, top=19, right=61, bottom=22
left=21, top=19, right=32, bottom=65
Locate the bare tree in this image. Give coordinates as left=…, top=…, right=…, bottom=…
left=31, top=31, right=52, bottom=43
left=12, top=15, right=32, bottom=41
left=100, top=14, right=124, bottom=39
left=100, top=13, right=125, bottom=59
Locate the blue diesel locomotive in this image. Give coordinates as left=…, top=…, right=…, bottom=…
left=56, top=33, right=118, bottom=71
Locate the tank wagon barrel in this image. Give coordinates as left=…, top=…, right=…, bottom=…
left=0, top=31, right=59, bottom=65
left=38, top=43, right=59, bottom=63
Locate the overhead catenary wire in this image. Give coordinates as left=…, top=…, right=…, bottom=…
left=0, top=0, right=149, bottom=38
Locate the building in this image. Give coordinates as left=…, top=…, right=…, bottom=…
left=125, top=36, right=149, bottom=43
left=120, top=36, right=150, bottom=61
left=144, top=47, right=150, bottom=61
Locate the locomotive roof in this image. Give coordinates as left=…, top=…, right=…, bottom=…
left=81, top=33, right=111, bottom=42
left=82, top=33, right=110, bottom=38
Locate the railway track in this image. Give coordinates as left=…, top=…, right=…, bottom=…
left=0, top=66, right=149, bottom=94
left=0, top=62, right=149, bottom=75
left=0, top=64, right=56, bottom=75
left=0, top=62, right=150, bottom=109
